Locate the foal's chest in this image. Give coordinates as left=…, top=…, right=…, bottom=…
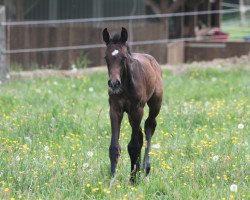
left=118, top=95, right=143, bottom=113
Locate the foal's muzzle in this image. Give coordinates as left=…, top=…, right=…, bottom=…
left=108, top=79, right=121, bottom=89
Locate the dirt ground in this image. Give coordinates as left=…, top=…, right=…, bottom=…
left=9, top=54, right=250, bottom=79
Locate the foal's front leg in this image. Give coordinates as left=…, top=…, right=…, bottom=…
left=109, top=106, right=123, bottom=177
left=127, top=106, right=143, bottom=183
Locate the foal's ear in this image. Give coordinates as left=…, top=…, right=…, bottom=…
left=102, top=28, right=110, bottom=45
left=120, top=27, right=128, bottom=43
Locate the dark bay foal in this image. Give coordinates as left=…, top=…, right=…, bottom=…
left=102, top=27, right=163, bottom=183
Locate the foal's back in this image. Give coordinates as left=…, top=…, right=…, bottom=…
left=131, top=53, right=163, bottom=102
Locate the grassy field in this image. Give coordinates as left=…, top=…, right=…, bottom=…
left=0, top=66, right=249, bottom=199
left=222, top=12, right=250, bottom=41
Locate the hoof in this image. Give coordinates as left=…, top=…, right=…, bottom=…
left=145, top=163, right=151, bottom=176
left=129, top=173, right=137, bottom=185
left=110, top=174, right=117, bottom=187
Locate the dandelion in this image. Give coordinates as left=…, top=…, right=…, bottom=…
left=152, top=143, right=160, bottom=149
left=83, top=163, right=89, bottom=169
left=45, top=155, right=51, bottom=160
left=44, top=146, right=50, bottom=152
left=23, top=144, right=29, bottom=151
left=238, top=123, right=244, bottom=130
left=88, top=87, right=94, bottom=92
left=16, top=155, right=21, bottom=161
left=92, top=187, right=100, bottom=192
left=87, top=151, right=93, bottom=157
left=213, top=155, right=219, bottom=162
left=4, top=188, right=9, bottom=192
left=103, top=188, right=111, bottom=194
left=230, top=184, right=237, bottom=192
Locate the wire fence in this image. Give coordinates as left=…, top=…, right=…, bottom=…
left=1, top=2, right=250, bottom=69
left=2, top=8, right=241, bottom=54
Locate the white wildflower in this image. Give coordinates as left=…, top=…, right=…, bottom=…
left=45, top=155, right=51, bottom=160
left=211, top=77, right=217, bottom=82
left=87, top=151, right=93, bottom=157
left=0, top=171, right=3, bottom=178
left=205, top=101, right=210, bottom=108
left=6, top=74, right=10, bottom=79
left=230, top=184, right=237, bottom=192
left=238, top=123, right=244, bottom=130
left=35, top=89, right=41, bottom=93
left=16, top=155, right=21, bottom=161
left=44, top=146, right=50, bottom=152
left=88, top=87, right=94, bottom=92
left=53, top=81, right=58, bottom=85
left=82, top=181, right=86, bottom=188
left=212, top=155, right=219, bottom=162
left=83, top=163, right=89, bottom=169
left=152, top=144, right=160, bottom=149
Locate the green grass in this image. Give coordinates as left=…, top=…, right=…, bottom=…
left=222, top=11, right=250, bottom=41
left=0, top=67, right=249, bottom=199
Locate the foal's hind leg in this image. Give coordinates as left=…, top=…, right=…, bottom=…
left=143, top=95, right=162, bottom=176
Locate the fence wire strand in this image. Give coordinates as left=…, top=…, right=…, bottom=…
left=1, top=8, right=242, bottom=54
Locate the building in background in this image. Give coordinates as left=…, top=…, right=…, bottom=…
left=1, top=0, right=222, bottom=69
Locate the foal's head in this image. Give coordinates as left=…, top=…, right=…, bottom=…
left=102, top=27, right=131, bottom=94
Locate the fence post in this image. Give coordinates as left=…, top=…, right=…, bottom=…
left=240, top=0, right=246, bottom=26
left=0, top=6, right=8, bottom=83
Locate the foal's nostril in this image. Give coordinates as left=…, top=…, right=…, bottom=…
left=115, top=80, right=121, bottom=87
left=108, top=80, right=112, bottom=87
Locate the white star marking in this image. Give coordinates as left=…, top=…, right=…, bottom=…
left=111, top=49, right=119, bottom=56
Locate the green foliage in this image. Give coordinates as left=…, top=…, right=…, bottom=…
left=73, top=53, right=91, bottom=69
left=0, top=67, right=249, bottom=199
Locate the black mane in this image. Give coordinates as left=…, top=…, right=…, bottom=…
left=110, top=33, right=131, bottom=55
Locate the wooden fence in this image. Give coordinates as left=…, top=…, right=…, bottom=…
left=185, top=41, right=250, bottom=62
